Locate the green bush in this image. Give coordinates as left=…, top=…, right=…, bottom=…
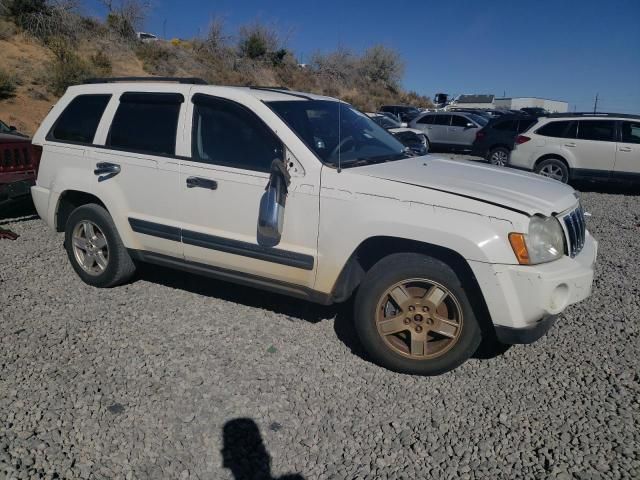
left=136, top=42, right=176, bottom=75
left=47, top=38, right=94, bottom=95
left=5, top=0, right=49, bottom=29
left=0, top=68, right=17, bottom=99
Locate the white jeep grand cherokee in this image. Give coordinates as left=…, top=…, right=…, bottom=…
left=31, top=78, right=597, bottom=375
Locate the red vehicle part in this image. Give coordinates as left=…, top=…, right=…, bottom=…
left=0, top=134, right=39, bottom=207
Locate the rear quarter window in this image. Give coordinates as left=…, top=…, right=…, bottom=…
left=47, top=94, right=111, bottom=144
left=536, top=120, right=575, bottom=138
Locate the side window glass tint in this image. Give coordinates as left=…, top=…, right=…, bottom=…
left=577, top=121, right=616, bottom=142
left=451, top=115, right=470, bottom=127
left=192, top=95, right=283, bottom=172
left=107, top=93, right=183, bottom=155
left=621, top=121, right=640, bottom=144
left=537, top=121, right=572, bottom=138
left=495, top=120, right=517, bottom=131
left=417, top=115, right=434, bottom=125
left=48, top=94, right=111, bottom=143
left=434, top=115, right=451, bottom=126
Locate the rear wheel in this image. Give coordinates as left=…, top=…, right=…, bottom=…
left=354, top=253, right=482, bottom=375
left=65, top=204, right=136, bottom=288
left=487, top=147, right=510, bottom=166
left=535, top=157, right=569, bottom=183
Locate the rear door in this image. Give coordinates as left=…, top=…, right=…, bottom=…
left=572, top=120, right=617, bottom=174
left=614, top=120, right=640, bottom=179
left=179, top=92, right=319, bottom=288
left=91, top=91, right=185, bottom=257
left=430, top=114, right=452, bottom=145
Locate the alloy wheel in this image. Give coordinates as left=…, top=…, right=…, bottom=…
left=375, top=278, right=463, bottom=359
left=539, top=164, right=565, bottom=181
left=72, top=220, right=109, bottom=276
left=490, top=150, right=508, bottom=166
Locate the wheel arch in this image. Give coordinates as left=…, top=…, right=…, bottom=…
left=55, top=190, right=108, bottom=232
left=330, top=236, right=494, bottom=336
left=534, top=154, right=570, bottom=171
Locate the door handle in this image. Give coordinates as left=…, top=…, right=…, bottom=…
left=619, top=147, right=632, bottom=152
left=94, top=162, right=121, bottom=182
left=186, top=176, right=218, bottom=190
left=564, top=143, right=577, bottom=147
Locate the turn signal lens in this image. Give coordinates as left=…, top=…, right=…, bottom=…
left=509, top=233, right=530, bottom=265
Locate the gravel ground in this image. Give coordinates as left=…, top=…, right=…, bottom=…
left=1, top=187, right=639, bottom=480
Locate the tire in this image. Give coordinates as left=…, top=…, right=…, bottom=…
left=64, top=204, right=136, bottom=288
left=354, top=253, right=482, bottom=375
left=487, top=146, right=510, bottom=166
left=423, top=135, right=431, bottom=152
left=535, top=157, right=569, bottom=183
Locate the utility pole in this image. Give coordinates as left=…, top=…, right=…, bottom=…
left=593, top=93, right=599, bottom=113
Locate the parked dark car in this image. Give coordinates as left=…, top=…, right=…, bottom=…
left=520, top=107, right=549, bottom=116
left=379, top=105, right=422, bottom=123
left=471, top=114, right=537, bottom=165
left=0, top=133, right=40, bottom=208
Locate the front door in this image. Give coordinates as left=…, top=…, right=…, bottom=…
left=614, top=120, right=640, bottom=179
left=179, top=94, right=319, bottom=288
left=449, top=114, right=479, bottom=147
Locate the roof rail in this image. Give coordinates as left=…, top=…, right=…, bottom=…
left=545, top=112, right=640, bottom=119
left=84, top=76, right=208, bottom=85
left=249, top=86, right=290, bottom=91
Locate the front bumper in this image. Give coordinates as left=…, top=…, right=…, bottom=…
left=469, top=233, right=597, bottom=343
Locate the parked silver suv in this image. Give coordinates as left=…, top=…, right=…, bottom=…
left=410, top=112, right=488, bottom=151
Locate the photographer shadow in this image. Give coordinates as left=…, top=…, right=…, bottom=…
left=222, top=418, right=305, bottom=480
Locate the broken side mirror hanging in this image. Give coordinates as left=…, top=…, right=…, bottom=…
left=257, top=158, right=291, bottom=247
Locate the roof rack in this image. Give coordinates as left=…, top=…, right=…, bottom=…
left=545, top=112, right=640, bottom=119
left=84, top=77, right=208, bottom=85
left=249, top=86, right=290, bottom=91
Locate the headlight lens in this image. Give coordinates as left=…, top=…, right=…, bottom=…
left=509, top=216, right=565, bottom=264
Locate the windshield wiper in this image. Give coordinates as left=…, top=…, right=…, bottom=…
left=334, top=153, right=409, bottom=168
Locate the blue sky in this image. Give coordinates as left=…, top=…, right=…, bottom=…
left=84, top=0, right=640, bottom=113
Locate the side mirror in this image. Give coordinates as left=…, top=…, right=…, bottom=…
left=9, top=126, right=16, bottom=131
left=257, top=159, right=290, bottom=247
left=466, top=122, right=475, bottom=128
left=400, top=122, right=408, bottom=128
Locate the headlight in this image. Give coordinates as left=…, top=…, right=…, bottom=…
left=509, top=215, right=565, bottom=265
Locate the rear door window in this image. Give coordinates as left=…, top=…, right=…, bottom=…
left=434, top=115, right=451, bottom=126
left=577, top=120, right=616, bottom=142
left=48, top=94, right=111, bottom=144
left=107, top=92, right=183, bottom=155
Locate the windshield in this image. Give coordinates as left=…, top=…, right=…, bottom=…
left=267, top=100, right=409, bottom=167
left=370, top=115, right=401, bottom=129
left=468, top=113, right=489, bottom=126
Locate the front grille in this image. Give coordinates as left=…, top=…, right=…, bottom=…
left=563, top=205, right=586, bottom=258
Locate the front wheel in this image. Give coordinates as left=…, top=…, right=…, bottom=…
left=535, top=158, right=569, bottom=183
left=354, top=253, right=482, bottom=375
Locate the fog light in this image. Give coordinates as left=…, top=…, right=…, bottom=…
left=549, top=284, right=569, bottom=313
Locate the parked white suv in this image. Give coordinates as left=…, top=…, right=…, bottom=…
left=510, top=113, right=640, bottom=183
left=31, top=78, right=597, bottom=375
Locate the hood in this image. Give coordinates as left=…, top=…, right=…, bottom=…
left=389, top=127, right=424, bottom=135
left=353, top=156, right=577, bottom=216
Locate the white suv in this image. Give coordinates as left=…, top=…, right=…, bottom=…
left=510, top=113, right=640, bottom=183
left=31, top=78, right=597, bottom=375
